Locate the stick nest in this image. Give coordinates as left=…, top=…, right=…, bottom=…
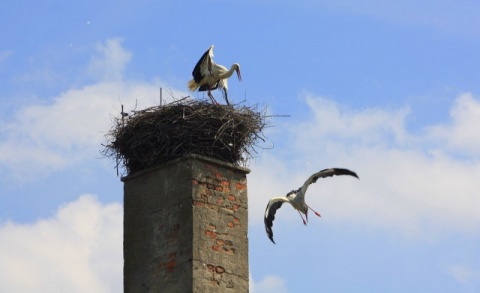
left=102, top=98, right=268, bottom=175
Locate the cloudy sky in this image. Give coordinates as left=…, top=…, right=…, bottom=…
left=1, top=1, right=480, bottom=292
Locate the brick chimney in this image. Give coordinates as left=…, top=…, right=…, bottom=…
left=122, top=154, right=250, bottom=292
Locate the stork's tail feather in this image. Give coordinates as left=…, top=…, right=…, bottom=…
left=188, top=79, right=199, bottom=91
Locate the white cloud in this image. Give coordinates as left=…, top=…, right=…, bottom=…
left=0, top=195, right=122, bottom=293
left=248, top=93, right=480, bottom=238
left=0, top=81, right=161, bottom=180
left=296, top=95, right=411, bottom=148
left=428, top=92, right=480, bottom=156
left=0, top=38, right=188, bottom=180
left=87, top=38, right=132, bottom=81
left=250, top=273, right=289, bottom=293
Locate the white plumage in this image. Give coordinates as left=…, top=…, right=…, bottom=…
left=188, top=45, right=242, bottom=105
left=264, top=168, right=359, bottom=243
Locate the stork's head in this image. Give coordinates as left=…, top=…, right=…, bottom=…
left=286, top=190, right=296, bottom=197
left=233, top=63, right=242, bottom=81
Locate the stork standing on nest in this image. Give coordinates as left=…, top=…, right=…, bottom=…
left=188, top=45, right=242, bottom=105
left=264, top=168, right=359, bottom=244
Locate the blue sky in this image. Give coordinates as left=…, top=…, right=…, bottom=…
left=1, top=1, right=480, bottom=292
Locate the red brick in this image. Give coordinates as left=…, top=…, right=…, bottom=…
left=165, top=260, right=176, bottom=272
left=212, top=245, right=221, bottom=251
left=215, top=266, right=225, bottom=274
left=168, top=226, right=178, bottom=241
left=227, top=195, right=236, bottom=202
left=207, top=264, right=215, bottom=272
left=235, top=182, right=246, bottom=190
left=193, top=200, right=205, bottom=207
left=205, top=230, right=217, bottom=238
left=216, top=239, right=225, bottom=246
left=232, top=204, right=239, bottom=211
left=233, top=217, right=240, bottom=223
left=216, top=198, right=224, bottom=205
left=227, top=222, right=235, bottom=228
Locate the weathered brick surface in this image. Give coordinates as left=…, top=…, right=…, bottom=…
left=122, top=154, right=249, bottom=293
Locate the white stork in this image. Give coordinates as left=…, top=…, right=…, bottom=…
left=264, top=168, right=359, bottom=244
left=187, top=45, right=242, bottom=105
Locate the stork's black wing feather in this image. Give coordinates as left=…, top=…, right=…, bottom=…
left=264, top=199, right=285, bottom=244
left=308, top=168, right=359, bottom=185
left=198, top=81, right=219, bottom=92
left=192, top=47, right=212, bottom=83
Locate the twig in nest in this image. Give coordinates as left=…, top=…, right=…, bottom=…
left=102, top=99, right=269, bottom=175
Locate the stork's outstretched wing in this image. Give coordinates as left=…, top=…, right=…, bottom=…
left=296, top=168, right=359, bottom=201
left=264, top=197, right=289, bottom=244
left=192, top=45, right=214, bottom=83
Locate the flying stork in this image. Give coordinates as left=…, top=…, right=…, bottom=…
left=264, top=168, right=359, bottom=244
left=187, top=45, right=242, bottom=105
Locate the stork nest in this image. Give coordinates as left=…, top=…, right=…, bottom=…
left=102, top=98, right=268, bottom=175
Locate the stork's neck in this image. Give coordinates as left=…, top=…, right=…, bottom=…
left=218, top=65, right=237, bottom=79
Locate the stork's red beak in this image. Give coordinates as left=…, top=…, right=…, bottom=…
left=236, top=68, right=242, bottom=82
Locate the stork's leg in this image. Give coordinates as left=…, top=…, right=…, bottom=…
left=306, top=204, right=321, bottom=217
left=297, top=210, right=307, bottom=226
left=224, top=91, right=231, bottom=105
left=208, top=90, right=219, bottom=104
